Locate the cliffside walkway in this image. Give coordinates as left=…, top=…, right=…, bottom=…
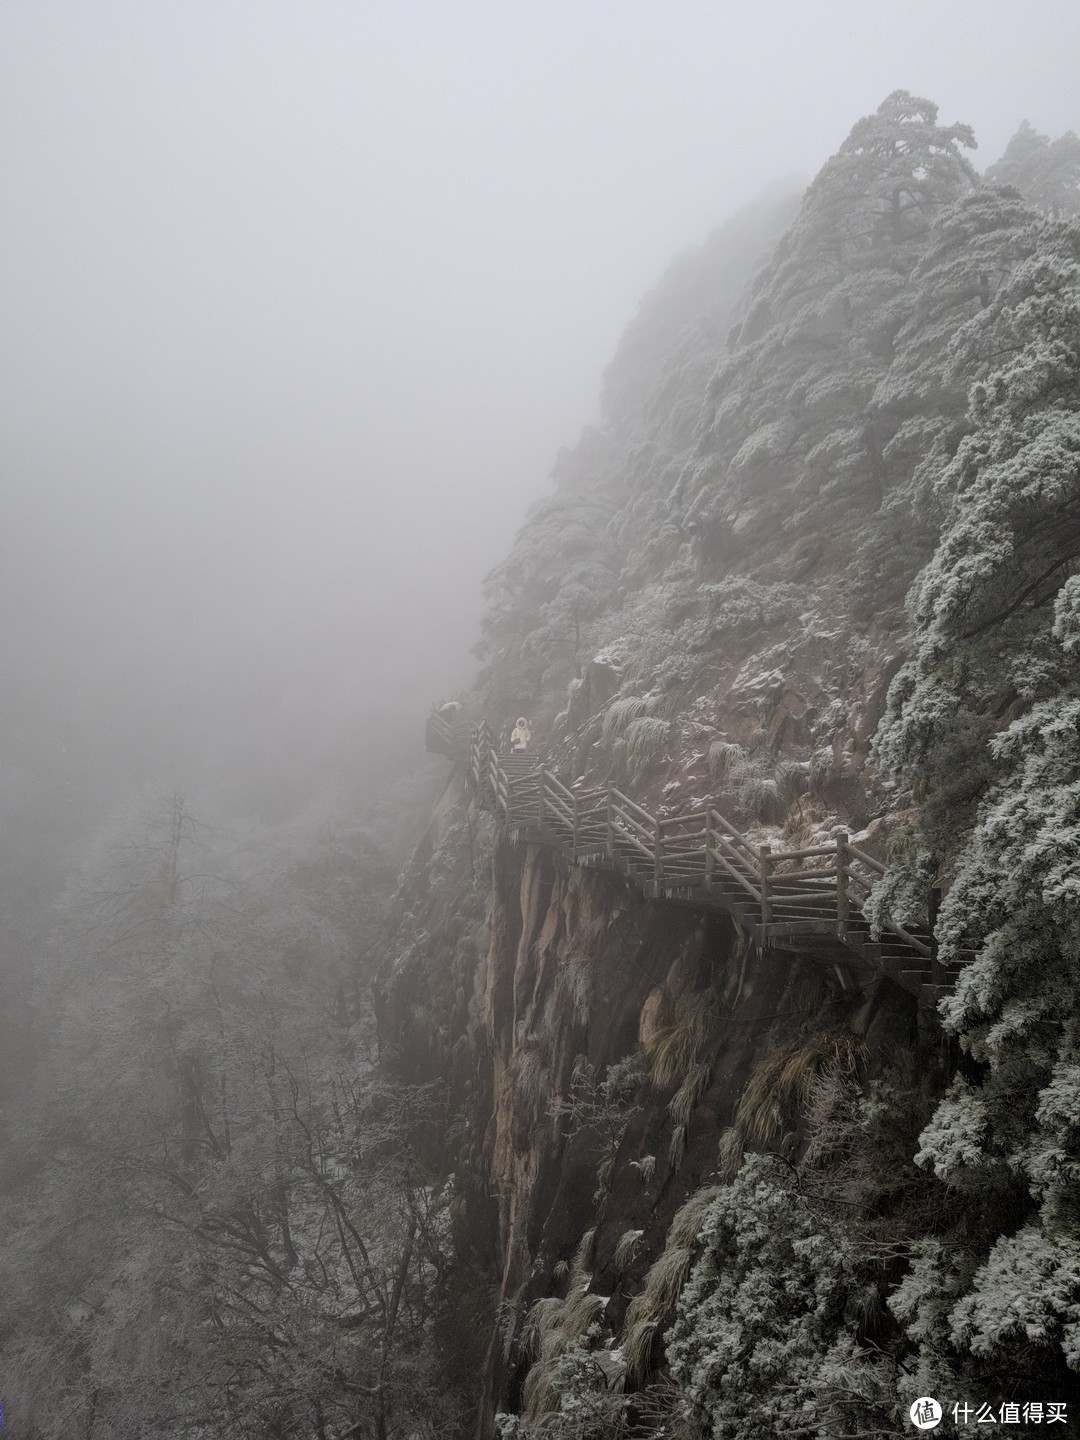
left=426, top=710, right=950, bottom=1008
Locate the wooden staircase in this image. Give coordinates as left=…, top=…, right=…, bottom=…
left=427, top=712, right=955, bottom=1008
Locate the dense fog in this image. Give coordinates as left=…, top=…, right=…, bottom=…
left=5, top=5, right=1080, bottom=1437
left=3, top=0, right=1079, bottom=836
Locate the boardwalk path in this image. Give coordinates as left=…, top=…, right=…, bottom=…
left=426, top=710, right=951, bottom=1008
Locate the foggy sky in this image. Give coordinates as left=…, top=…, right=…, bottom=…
left=2, top=0, right=1079, bottom=808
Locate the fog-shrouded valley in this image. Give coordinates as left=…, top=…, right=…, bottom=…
left=3, top=4, right=1080, bottom=1437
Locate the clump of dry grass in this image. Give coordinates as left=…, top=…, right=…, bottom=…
left=518, top=1223, right=616, bottom=1422
left=708, top=739, right=745, bottom=784
left=556, top=953, right=593, bottom=1027
left=670, top=1060, right=711, bottom=1129
left=602, top=694, right=662, bottom=746
left=644, top=986, right=724, bottom=1089
left=733, top=1032, right=868, bottom=1150
left=614, top=1228, right=644, bottom=1270
left=620, top=1184, right=723, bottom=1382
left=630, top=1152, right=656, bottom=1182
left=717, top=1125, right=745, bottom=1182
left=623, top=1245, right=694, bottom=1380
left=668, top=1123, right=687, bottom=1174
left=622, top=716, right=671, bottom=773
left=666, top=1185, right=723, bottom=1249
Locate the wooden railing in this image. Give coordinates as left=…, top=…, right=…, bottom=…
left=429, top=711, right=946, bottom=1003
left=426, top=709, right=471, bottom=759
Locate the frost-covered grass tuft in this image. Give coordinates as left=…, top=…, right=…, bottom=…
left=644, top=986, right=723, bottom=1088
left=622, top=716, right=671, bottom=773
left=619, top=1185, right=723, bottom=1383
left=734, top=1033, right=867, bottom=1149
left=522, top=1295, right=564, bottom=1359
left=728, top=754, right=781, bottom=820
left=708, top=739, right=745, bottom=783
left=627, top=1247, right=691, bottom=1329
left=556, top=953, right=593, bottom=1028
left=623, top=1244, right=694, bottom=1382
left=601, top=694, right=662, bottom=746
left=667, top=1123, right=687, bottom=1174
left=623, top=1314, right=662, bottom=1385
left=614, top=1228, right=644, bottom=1270
left=670, top=1060, right=711, bottom=1129
left=667, top=1186, right=724, bottom=1250
left=570, top=1227, right=596, bottom=1283
left=775, top=758, right=810, bottom=809
left=630, top=1153, right=656, bottom=1182
left=514, top=1045, right=550, bottom=1110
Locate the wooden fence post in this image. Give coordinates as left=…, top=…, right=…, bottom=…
left=654, top=815, right=663, bottom=896
left=704, top=811, right=714, bottom=890
left=606, top=785, right=615, bottom=860
left=572, top=792, right=579, bottom=863
left=538, top=768, right=546, bottom=828
left=760, top=845, right=772, bottom=927
left=835, top=829, right=849, bottom=935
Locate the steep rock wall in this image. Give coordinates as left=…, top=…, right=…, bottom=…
left=379, top=766, right=921, bottom=1432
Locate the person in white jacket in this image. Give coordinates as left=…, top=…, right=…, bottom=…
left=510, top=717, right=532, bottom=752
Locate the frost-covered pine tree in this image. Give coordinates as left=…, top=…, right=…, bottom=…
left=986, top=120, right=1080, bottom=221
left=875, top=216, right=1080, bottom=1377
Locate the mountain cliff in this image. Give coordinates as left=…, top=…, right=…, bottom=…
left=382, top=95, right=1080, bottom=1437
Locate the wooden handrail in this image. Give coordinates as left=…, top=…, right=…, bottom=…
left=610, top=824, right=655, bottom=862
left=610, top=803, right=655, bottom=847
left=847, top=841, right=886, bottom=874
left=544, top=770, right=578, bottom=805
left=759, top=845, right=772, bottom=926
left=775, top=842, right=838, bottom=862
left=836, top=830, right=849, bottom=931
left=709, top=808, right=760, bottom=861
left=658, top=811, right=708, bottom=831
left=441, top=713, right=940, bottom=986
left=713, top=831, right=757, bottom=872
left=709, top=847, right=763, bottom=903
left=609, top=786, right=656, bottom=826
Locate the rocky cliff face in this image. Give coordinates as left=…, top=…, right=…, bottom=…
left=380, top=769, right=924, bottom=1432
left=381, top=94, right=1080, bottom=1438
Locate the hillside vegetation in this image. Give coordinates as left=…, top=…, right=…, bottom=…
left=390, top=94, right=1080, bottom=1438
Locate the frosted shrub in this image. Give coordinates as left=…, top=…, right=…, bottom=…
left=950, top=1227, right=1080, bottom=1367
left=699, top=576, right=805, bottom=640
left=667, top=1154, right=871, bottom=1439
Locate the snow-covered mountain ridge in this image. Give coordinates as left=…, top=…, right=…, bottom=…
left=383, top=95, right=1080, bottom=1436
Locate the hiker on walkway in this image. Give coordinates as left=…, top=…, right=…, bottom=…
left=510, top=716, right=532, bottom=753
